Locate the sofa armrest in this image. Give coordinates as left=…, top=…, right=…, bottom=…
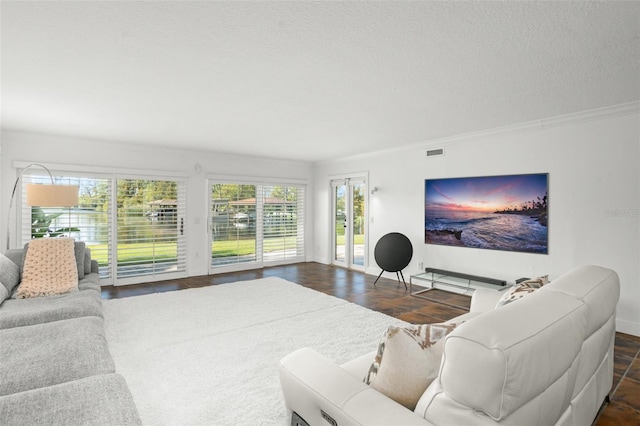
left=279, top=347, right=433, bottom=426
left=469, top=288, right=505, bottom=313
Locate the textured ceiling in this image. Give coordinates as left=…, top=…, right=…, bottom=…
left=2, top=1, right=639, bottom=162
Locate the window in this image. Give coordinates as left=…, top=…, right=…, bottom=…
left=261, top=185, right=304, bottom=262
left=210, top=183, right=257, bottom=267
left=209, top=181, right=305, bottom=271
left=19, top=169, right=187, bottom=285
left=20, top=173, right=112, bottom=279
left=116, top=178, right=187, bottom=280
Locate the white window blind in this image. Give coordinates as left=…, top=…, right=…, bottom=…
left=19, top=171, right=187, bottom=284
left=210, top=183, right=258, bottom=267
left=116, top=178, right=187, bottom=280
left=20, top=173, right=113, bottom=279
left=261, top=185, right=305, bottom=263
left=209, top=181, right=305, bottom=270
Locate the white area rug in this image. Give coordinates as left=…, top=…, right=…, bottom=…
left=103, top=277, right=405, bottom=426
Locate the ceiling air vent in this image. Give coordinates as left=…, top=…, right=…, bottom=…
left=426, top=148, right=445, bottom=157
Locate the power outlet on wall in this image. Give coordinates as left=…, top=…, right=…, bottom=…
left=418, top=262, right=424, bottom=270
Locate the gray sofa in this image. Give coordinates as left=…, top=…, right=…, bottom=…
left=0, top=244, right=141, bottom=426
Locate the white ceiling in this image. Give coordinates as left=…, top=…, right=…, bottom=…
left=2, top=1, right=639, bottom=162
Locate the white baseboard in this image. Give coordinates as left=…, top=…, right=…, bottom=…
left=616, top=319, right=640, bottom=337
left=312, top=256, right=330, bottom=265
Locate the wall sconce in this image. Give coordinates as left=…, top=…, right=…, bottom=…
left=6, top=163, right=79, bottom=250
left=371, top=186, right=379, bottom=195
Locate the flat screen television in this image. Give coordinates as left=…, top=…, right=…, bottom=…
left=424, top=173, right=548, bottom=254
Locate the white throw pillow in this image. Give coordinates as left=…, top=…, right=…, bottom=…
left=364, top=322, right=459, bottom=410
left=495, top=276, right=548, bottom=308
left=522, top=275, right=549, bottom=287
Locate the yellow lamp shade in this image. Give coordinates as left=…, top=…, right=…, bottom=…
left=26, top=184, right=79, bottom=207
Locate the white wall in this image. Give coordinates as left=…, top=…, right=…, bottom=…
left=313, top=106, right=640, bottom=336
left=2, top=106, right=639, bottom=336
left=0, top=130, right=313, bottom=277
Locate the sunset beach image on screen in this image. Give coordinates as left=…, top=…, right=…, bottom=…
left=424, top=173, right=548, bottom=254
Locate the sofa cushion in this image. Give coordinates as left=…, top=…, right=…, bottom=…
left=364, top=322, right=458, bottom=410
left=495, top=275, right=547, bottom=308
left=0, top=285, right=8, bottom=306
left=84, top=247, right=92, bottom=275
left=3, top=249, right=23, bottom=274
left=16, top=238, right=79, bottom=299
left=0, top=316, right=115, bottom=396
left=0, top=374, right=141, bottom=426
left=0, top=253, right=20, bottom=295
left=74, top=241, right=86, bottom=279
left=495, top=282, right=537, bottom=308
left=522, top=275, right=549, bottom=286
left=29, top=240, right=87, bottom=279
left=0, top=288, right=103, bottom=329
left=17, top=241, right=88, bottom=280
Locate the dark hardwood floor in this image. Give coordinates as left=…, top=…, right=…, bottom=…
left=101, top=262, right=640, bottom=425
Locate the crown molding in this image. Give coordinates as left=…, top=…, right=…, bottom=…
left=425, top=101, right=640, bottom=149
left=315, top=101, right=640, bottom=165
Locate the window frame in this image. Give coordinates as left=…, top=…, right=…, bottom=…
left=15, top=161, right=190, bottom=286
left=207, top=176, right=307, bottom=274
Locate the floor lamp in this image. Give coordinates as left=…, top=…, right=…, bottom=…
left=6, top=163, right=79, bottom=250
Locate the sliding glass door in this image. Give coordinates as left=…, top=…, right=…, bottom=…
left=210, top=183, right=258, bottom=267
left=261, top=185, right=304, bottom=263
left=19, top=169, right=187, bottom=285
left=20, top=173, right=112, bottom=279
left=209, top=180, right=305, bottom=273
left=115, top=178, right=187, bottom=284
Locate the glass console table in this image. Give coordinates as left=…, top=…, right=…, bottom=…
left=410, top=268, right=507, bottom=309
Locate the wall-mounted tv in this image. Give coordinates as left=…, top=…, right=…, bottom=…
left=424, top=173, right=548, bottom=254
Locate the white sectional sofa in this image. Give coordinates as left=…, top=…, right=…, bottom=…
left=279, top=265, right=619, bottom=426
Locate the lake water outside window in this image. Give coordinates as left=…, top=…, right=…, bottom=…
left=210, top=182, right=305, bottom=270
left=21, top=174, right=112, bottom=279
left=210, top=183, right=258, bottom=266
left=20, top=172, right=187, bottom=284
left=116, top=179, right=187, bottom=280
